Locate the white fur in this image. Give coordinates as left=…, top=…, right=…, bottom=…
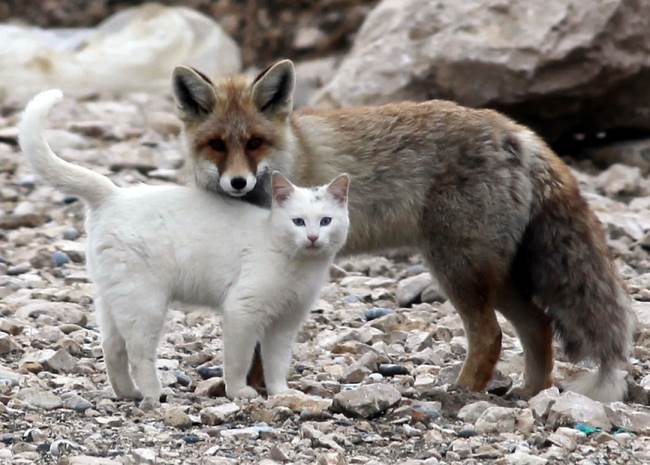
left=19, top=90, right=350, bottom=409
left=565, top=367, right=628, bottom=403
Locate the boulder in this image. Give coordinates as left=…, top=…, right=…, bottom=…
left=314, top=0, right=650, bottom=143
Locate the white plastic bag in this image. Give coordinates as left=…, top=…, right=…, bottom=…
left=0, top=3, right=241, bottom=102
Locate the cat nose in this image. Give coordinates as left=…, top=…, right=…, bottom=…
left=308, top=234, right=319, bottom=243
left=230, top=177, right=247, bottom=190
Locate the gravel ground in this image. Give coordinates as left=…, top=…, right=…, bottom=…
left=2, top=92, right=650, bottom=464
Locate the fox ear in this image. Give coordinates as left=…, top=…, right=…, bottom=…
left=326, top=173, right=350, bottom=206
left=271, top=171, right=295, bottom=206
left=251, top=59, right=295, bottom=119
left=172, top=66, right=215, bottom=120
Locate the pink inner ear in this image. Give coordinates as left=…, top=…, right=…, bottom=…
left=272, top=176, right=294, bottom=205
left=328, top=176, right=349, bottom=204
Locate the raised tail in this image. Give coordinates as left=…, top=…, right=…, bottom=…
left=18, top=90, right=116, bottom=208
left=513, top=132, right=634, bottom=402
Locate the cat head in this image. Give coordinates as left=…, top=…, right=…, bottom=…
left=270, top=172, right=350, bottom=258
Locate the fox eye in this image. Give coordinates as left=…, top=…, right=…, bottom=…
left=246, top=137, right=264, bottom=151
left=320, top=217, right=332, bottom=226
left=292, top=218, right=305, bottom=227
left=209, top=138, right=227, bottom=152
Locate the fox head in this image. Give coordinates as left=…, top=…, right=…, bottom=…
left=172, top=60, right=296, bottom=199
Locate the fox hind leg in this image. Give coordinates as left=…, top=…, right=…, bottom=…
left=497, top=287, right=554, bottom=398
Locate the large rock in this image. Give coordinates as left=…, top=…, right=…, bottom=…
left=547, top=391, right=612, bottom=430
left=314, top=0, right=650, bottom=143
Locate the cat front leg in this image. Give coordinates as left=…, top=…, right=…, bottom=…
left=222, top=305, right=261, bottom=400
left=261, top=315, right=304, bottom=396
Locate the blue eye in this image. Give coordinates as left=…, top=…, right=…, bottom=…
left=292, top=218, right=305, bottom=226
left=320, top=217, right=332, bottom=226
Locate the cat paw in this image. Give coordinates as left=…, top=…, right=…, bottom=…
left=227, top=385, right=259, bottom=400
left=139, top=396, right=160, bottom=411
left=114, top=387, right=142, bottom=401
left=266, top=384, right=290, bottom=397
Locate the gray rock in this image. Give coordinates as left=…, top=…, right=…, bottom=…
left=331, top=383, right=401, bottom=418
left=314, top=0, right=650, bottom=142
left=200, top=402, right=240, bottom=425
left=69, top=456, right=122, bottom=465
left=605, top=402, right=650, bottom=434
left=475, top=406, right=518, bottom=434
left=396, top=273, right=433, bottom=307
left=457, top=401, right=495, bottom=423
left=161, top=406, right=193, bottom=428
left=62, top=393, right=93, bottom=412
left=528, top=387, right=561, bottom=418
left=547, top=391, right=612, bottom=430
left=16, top=388, right=63, bottom=410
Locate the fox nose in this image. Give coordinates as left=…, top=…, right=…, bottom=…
left=308, top=235, right=319, bottom=244
left=230, top=177, right=247, bottom=190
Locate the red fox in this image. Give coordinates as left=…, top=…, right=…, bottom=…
left=171, top=60, right=634, bottom=401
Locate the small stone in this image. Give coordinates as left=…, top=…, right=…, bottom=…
left=194, top=378, right=225, bottom=397
left=331, top=383, right=401, bottom=418
left=456, top=400, right=495, bottom=423
left=475, top=406, right=518, bottom=434
left=68, top=455, right=122, bottom=465
left=175, top=371, right=192, bottom=387
left=528, top=386, right=560, bottom=418
left=547, top=426, right=581, bottom=451
left=396, top=273, right=433, bottom=306
left=503, top=452, right=548, bottom=465
left=52, top=251, right=71, bottom=267
left=42, top=348, right=77, bottom=373
left=0, top=367, right=23, bottom=385
left=0, top=334, right=20, bottom=355
left=162, top=406, right=192, bottom=428
left=342, top=364, right=371, bottom=383
left=0, top=318, right=23, bottom=335
left=16, top=388, right=63, bottom=410
left=132, top=448, right=157, bottom=464
left=266, top=390, right=332, bottom=415
left=605, top=401, right=650, bottom=434
left=197, top=365, right=223, bottom=379
left=62, top=392, right=93, bottom=412
left=378, top=364, right=409, bottom=377
left=200, top=403, right=240, bottom=425
left=63, top=227, right=81, bottom=240
left=269, top=445, right=290, bottom=462
left=365, top=307, right=393, bottom=321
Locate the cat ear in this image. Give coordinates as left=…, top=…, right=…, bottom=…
left=271, top=171, right=295, bottom=206
left=326, top=173, right=350, bottom=206
left=172, top=66, right=216, bottom=120
left=251, top=60, right=295, bottom=119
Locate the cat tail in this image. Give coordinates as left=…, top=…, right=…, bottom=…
left=19, top=89, right=116, bottom=209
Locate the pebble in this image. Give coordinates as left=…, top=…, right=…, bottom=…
left=162, top=406, right=193, bottom=428
left=365, top=307, right=393, bottom=321
left=200, top=403, right=240, bottom=425
left=63, top=227, right=81, bottom=240
left=52, top=250, right=71, bottom=267
left=197, top=365, right=224, bottom=379
left=16, top=388, right=63, bottom=410
left=378, top=363, right=409, bottom=377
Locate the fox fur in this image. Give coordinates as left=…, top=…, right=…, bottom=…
left=171, top=60, right=635, bottom=402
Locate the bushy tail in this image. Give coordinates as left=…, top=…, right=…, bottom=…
left=18, top=90, right=116, bottom=208
left=514, top=134, right=634, bottom=402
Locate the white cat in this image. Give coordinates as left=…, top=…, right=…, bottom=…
left=19, top=90, right=350, bottom=409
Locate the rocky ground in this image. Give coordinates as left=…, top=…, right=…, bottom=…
left=2, top=93, right=650, bottom=465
